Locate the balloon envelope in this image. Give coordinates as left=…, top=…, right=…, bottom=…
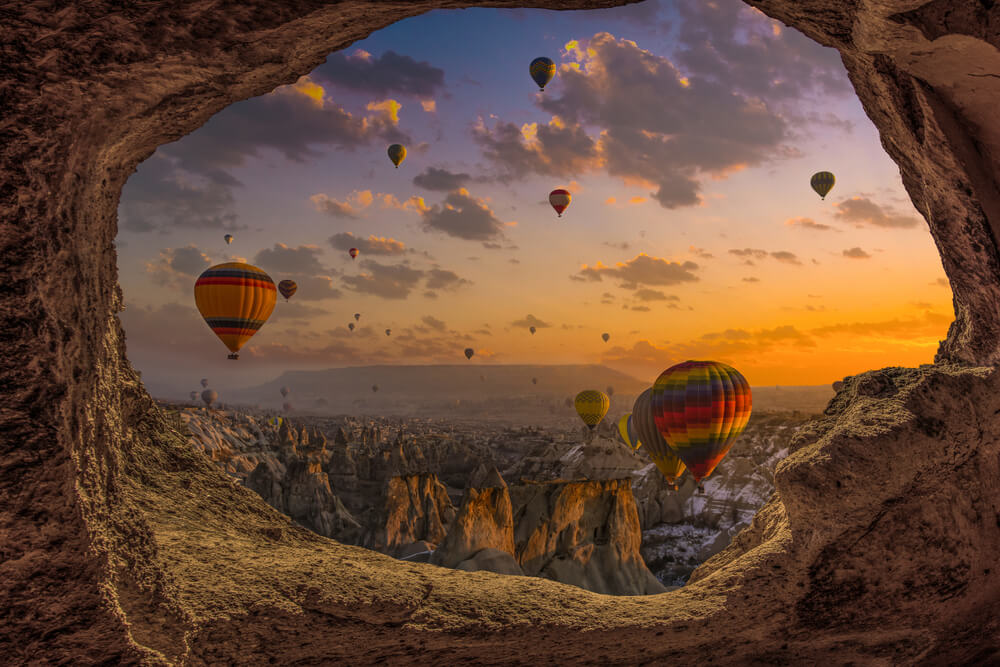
left=385, top=329, right=391, bottom=336
left=348, top=323, right=355, bottom=331
left=372, top=384, right=379, bottom=393
left=810, top=171, right=836, bottom=199
left=530, top=56, right=556, bottom=90
left=201, top=378, right=209, bottom=388
left=201, top=389, right=218, bottom=407
left=464, top=348, right=475, bottom=360
left=349, top=248, right=359, bottom=260
left=194, top=263, right=276, bottom=360
left=652, top=360, right=752, bottom=482
left=387, top=143, right=407, bottom=168
left=602, top=333, right=610, bottom=342
left=574, top=390, right=610, bottom=430
left=354, top=313, right=361, bottom=321
left=632, top=388, right=685, bottom=485
left=224, top=234, right=233, bottom=245
left=280, top=386, right=289, bottom=397
left=549, top=189, right=571, bottom=217
left=617, top=413, right=639, bottom=450
left=277, top=279, right=297, bottom=301
left=529, top=326, right=536, bottom=335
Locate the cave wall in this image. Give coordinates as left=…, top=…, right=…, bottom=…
left=2, top=0, right=1000, bottom=663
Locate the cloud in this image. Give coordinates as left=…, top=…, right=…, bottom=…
left=511, top=314, right=551, bottom=330
left=842, top=247, right=871, bottom=259
left=631, top=305, right=651, bottom=312
left=419, top=189, right=507, bottom=242
left=785, top=216, right=833, bottom=231
left=412, top=167, right=472, bottom=192
left=728, top=248, right=801, bottom=265
left=473, top=116, right=602, bottom=182
left=329, top=232, right=406, bottom=256
left=311, top=190, right=426, bottom=218
left=253, top=243, right=328, bottom=275
left=145, top=245, right=211, bottom=287
left=633, top=288, right=678, bottom=302
left=742, top=276, right=760, bottom=283
left=315, top=50, right=445, bottom=98
left=575, top=253, right=700, bottom=289
left=833, top=196, right=921, bottom=229
left=268, top=301, right=331, bottom=322
left=810, top=311, right=951, bottom=339
left=425, top=268, right=471, bottom=290
left=603, top=241, right=631, bottom=251
left=688, top=245, right=714, bottom=259
left=420, top=315, right=447, bottom=331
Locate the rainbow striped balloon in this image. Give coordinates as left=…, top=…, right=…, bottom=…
left=651, top=361, right=752, bottom=482
left=194, top=263, right=276, bottom=360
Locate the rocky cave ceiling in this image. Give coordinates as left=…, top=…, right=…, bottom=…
left=2, top=0, right=1000, bottom=663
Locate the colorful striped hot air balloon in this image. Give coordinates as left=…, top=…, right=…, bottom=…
left=633, top=388, right=685, bottom=488
left=652, top=361, right=752, bottom=488
left=810, top=171, right=836, bottom=200
left=574, top=390, right=610, bottom=430
left=277, top=279, right=297, bottom=301
left=387, top=144, right=407, bottom=168
left=549, top=189, right=571, bottom=217
left=194, top=262, right=276, bottom=360
left=617, top=413, right=639, bottom=450
left=349, top=248, right=359, bottom=260
left=530, top=57, right=556, bottom=90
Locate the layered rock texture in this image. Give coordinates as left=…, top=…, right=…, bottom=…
left=5, top=0, right=1000, bottom=664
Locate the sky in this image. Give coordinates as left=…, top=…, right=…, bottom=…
left=116, top=0, right=953, bottom=397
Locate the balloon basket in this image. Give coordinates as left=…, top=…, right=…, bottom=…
left=697, top=483, right=705, bottom=494
left=227, top=354, right=239, bottom=360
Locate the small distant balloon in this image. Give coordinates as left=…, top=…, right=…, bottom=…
left=189, top=391, right=198, bottom=401
left=385, top=328, right=391, bottom=336
left=224, top=234, right=234, bottom=245
left=606, top=385, right=615, bottom=397
left=280, top=386, right=289, bottom=397
left=277, top=279, right=297, bottom=301
left=201, top=378, right=209, bottom=388
left=387, top=143, right=407, bottom=168
left=464, top=348, right=475, bottom=360
left=354, top=313, right=361, bottom=321
left=201, top=389, right=217, bottom=407
left=810, top=171, right=836, bottom=200
left=602, top=333, right=610, bottom=343
left=349, top=248, right=359, bottom=260
left=549, top=189, right=571, bottom=217
left=529, top=56, right=556, bottom=91
left=531, top=377, right=538, bottom=385
left=348, top=322, right=355, bottom=331
left=372, top=384, right=379, bottom=393
left=529, top=326, right=537, bottom=335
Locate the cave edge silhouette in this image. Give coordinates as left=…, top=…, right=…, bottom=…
left=3, top=0, right=1000, bottom=664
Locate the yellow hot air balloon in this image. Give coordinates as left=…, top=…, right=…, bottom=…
left=194, top=262, right=276, bottom=360
left=388, top=144, right=407, bottom=168
left=574, top=390, right=610, bottom=430
left=617, top=413, right=640, bottom=450
left=810, top=171, right=835, bottom=200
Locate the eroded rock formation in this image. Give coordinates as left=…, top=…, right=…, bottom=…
left=5, top=0, right=1000, bottom=663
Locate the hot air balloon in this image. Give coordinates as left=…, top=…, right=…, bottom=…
left=529, top=326, right=537, bottom=335
left=549, top=189, right=571, bottom=217
left=810, top=171, right=836, bottom=200
left=348, top=322, right=355, bottom=331
left=574, top=390, right=610, bottom=431
left=385, top=328, right=391, bottom=336
left=652, top=360, right=752, bottom=490
left=189, top=391, right=198, bottom=401
left=194, top=262, right=277, bottom=360
left=464, top=348, right=475, bottom=360
left=280, top=386, right=289, bottom=397
left=372, top=384, right=379, bottom=393
left=617, top=413, right=639, bottom=450
left=354, top=313, right=361, bottom=321
left=267, top=416, right=282, bottom=427
left=201, top=389, right=218, bottom=407
left=277, top=279, right=297, bottom=301
left=602, top=333, right=610, bottom=343
left=606, top=385, right=615, bottom=397
left=282, top=402, right=292, bottom=413
left=633, top=388, right=685, bottom=488
left=224, top=234, right=233, bottom=245
left=387, top=143, right=407, bottom=168
left=201, top=378, right=209, bottom=388
left=531, top=377, right=538, bottom=385
left=349, top=248, right=359, bottom=260
left=833, top=380, right=844, bottom=392
left=529, top=56, right=556, bottom=91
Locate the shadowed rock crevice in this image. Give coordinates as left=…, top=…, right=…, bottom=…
left=4, top=0, right=1000, bottom=663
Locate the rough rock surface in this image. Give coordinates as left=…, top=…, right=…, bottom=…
left=511, top=479, right=665, bottom=596
left=432, top=467, right=516, bottom=569
left=5, top=0, right=1000, bottom=664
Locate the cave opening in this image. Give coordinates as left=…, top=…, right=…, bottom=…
left=6, top=0, right=1000, bottom=663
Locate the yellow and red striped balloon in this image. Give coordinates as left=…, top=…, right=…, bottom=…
left=194, top=262, right=276, bottom=360
left=549, top=188, right=571, bottom=217
left=652, top=361, right=752, bottom=482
